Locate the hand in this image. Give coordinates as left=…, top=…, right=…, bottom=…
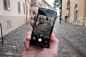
left=23, top=20, right=59, bottom=57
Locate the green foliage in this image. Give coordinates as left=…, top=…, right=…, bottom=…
left=53, top=0, right=62, bottom=14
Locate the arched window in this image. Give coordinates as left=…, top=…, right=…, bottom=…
left=74, top=4, right=78, bottom=22
left=66, top=0, right=70, bottom=21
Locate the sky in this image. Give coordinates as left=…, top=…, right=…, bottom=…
left=45, top=0, right=54, bottom=7
left=45, top=0, right=60, bottom=16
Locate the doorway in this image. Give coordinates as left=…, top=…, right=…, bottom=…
left=74, top=4, right=78, bottom=22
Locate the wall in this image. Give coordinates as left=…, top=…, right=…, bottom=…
left=0, top=0, right=31, bottom=37
left=62, top=0, right=86, bottom=27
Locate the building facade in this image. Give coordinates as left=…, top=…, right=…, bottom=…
left=62, top=0, right=86, bottom=27
left=0, top=0, right=31, bottom=38
left=31, top=0, right=54, bottom=19
left=0, top=0, right=53, bottom=37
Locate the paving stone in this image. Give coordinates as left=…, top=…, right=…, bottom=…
left=0, top=55, right=7, bottom=57
left=7, top=50, right=13, bottom=52
left=5, top=52, right=13, bottom=55
left=21, top=52, right=24, bottom=55
left=8, top=56, right=13, bottom=57
left=62, top=54, right=70, bottom=57
left=70, top=55, right=77, bottom=57
left=62, top=49, right=66, bottom=52
left=13, top=53, right=20, bottom=56
left=13, top=56, right=20, bottom=57
left=2, top=49, right=8, bottom=52
left=12, top=46, right=16, bottom=48
left=0, top=52, right=6, bottom=54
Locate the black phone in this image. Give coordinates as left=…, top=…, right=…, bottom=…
left=30, top=8, right=57, bottom=48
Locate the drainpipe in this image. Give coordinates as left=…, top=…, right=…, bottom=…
left=25, top=0, right=27, bottom=23
left=0, top=23, right=4, bottom=46
left=83, top=0, right=86, bottom=27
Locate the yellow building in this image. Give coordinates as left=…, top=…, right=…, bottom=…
left=62, top=0, right=86, bottom=27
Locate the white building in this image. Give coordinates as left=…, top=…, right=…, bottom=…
left=0, top=0, right=31, bottom=37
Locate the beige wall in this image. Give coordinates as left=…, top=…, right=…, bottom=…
left=0, top=15, right=26, bottom=37
left=0, top=0, right=31, bottom=37
left=62, top=0, right=86, bottom=27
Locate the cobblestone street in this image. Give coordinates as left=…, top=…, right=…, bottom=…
left=34, top=23, right=51, bottom=38
left=0, top=18, right=86, bottom=57
left=54, top=18, right=86, bottom=56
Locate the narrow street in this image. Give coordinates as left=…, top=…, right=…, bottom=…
left=0, top=18, right=86, bottom=57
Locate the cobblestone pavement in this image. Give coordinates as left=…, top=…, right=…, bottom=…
left=34, top=23, right=51, bottom=38
left=0, top=22, right=32, bottom=57
left=55, top=19, right=86, bottom=56
left=0, top=18, right=84, bottom=57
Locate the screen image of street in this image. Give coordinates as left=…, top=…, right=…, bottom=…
left=33, top=15, right=54, bottom=38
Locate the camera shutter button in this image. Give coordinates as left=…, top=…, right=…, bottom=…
left=38, top=38, right=42, bottom=42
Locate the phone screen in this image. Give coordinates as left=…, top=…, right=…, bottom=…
left=34, top=15, right=54, bottom=39
left=30, top=8, right=57, bottom=48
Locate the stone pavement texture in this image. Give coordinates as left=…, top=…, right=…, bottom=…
left=55, top=19, right=86, bottom=56
left=0, top=23, right=32, bottom=57
left=0, top=18, right=85, bottom=57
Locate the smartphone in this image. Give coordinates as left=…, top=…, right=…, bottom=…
left=30, top=8, right=57, bottom=48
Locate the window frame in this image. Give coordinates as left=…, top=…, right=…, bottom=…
left=27, top=6, right=28, bottom=15
left=18, top=1, right=21, bottom=13
left=23, top=3, right=25, bottom=14
left=3, top=0, right=10, bottom=11
left=6, top=19, right=12, bottom=29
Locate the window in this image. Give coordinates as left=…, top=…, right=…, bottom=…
left=7, top=21, right=11, bottom=27
left=31, top=0, right=36, bottom=6
left=3, top=0, right=10, bottom=10
left=6, top=20, right=12, bottom=29
left=18, top=0, right=20, bottom=13
left=33, top=11, right=35, bottom=15
left=23, top=3, right=25, bottom=14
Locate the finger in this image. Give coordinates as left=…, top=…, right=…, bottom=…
left=26, top=32, right=31, bottom=41
left=24, top=39, right=29, bottom=49
left=24, top=32, right=31, bottom=49
left=30, top=20, right=35, bottom=28
left=49, top=33, right=59, bottom=51
left=50, top=33, right=57, bottom=42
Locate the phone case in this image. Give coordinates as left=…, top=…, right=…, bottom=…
left=30, top=8, right=57, bottom=48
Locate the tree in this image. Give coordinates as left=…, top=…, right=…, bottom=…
left=53, top=0, right=62, bottom=14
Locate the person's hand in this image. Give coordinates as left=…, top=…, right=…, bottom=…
left=23, top=20, right=59, bottom=57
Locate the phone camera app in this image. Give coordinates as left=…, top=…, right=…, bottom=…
left=32, top=15, right=54, bottom=48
